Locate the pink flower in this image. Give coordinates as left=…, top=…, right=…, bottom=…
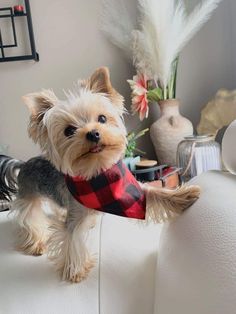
left=127, top=74, right=149, bottom=121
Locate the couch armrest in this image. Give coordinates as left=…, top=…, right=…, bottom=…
left=154, top=171, right=236, bottom=314
left=0, top=208, right=162, bottom=314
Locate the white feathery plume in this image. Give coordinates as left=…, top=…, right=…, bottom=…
left=177, top=0, right=222, bottom=53
left=101, top=0, right=136, bottom=59
left=135, top=0, right=179, bottom=85
left=132, top=30, right=154, bottom=78
left=135, top=0, right=222, bottom=88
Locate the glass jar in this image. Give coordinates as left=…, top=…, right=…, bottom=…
left=177, top=135, right=222, bottom=182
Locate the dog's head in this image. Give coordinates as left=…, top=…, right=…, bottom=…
left=23, top=67, right=127, bottom=178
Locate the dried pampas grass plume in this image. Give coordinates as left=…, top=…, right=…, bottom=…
left=135, top=0, right=222, bottom=87
left=101, top=0, right=136, bottom=60
left=101, top=0, right=222, bottom=88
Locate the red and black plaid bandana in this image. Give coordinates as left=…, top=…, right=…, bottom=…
left=65, top=160, right=146, bottom=220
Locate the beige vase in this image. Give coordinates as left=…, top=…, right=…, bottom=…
left=150, top=99, right=193, bottom=166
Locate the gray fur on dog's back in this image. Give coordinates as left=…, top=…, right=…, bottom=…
left=17, top=156, right=70, bottom=208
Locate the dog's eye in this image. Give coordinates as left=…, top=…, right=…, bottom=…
left=64, top=125, right=77, bottom=137
left=98, top=115, right=107, bottom=124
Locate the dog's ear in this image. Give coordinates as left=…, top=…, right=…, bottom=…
left=22, top=89, right=57, bottom=117
left=22, top=89, right=58, bottom=144
left=89, top=67, right=124, bottom=110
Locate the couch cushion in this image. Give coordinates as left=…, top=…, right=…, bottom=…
left=99, top=215, right=161, bottom=314
left=154, top=171, right=236, bottom=314
left=0, top=211, right=100, bottom=314
left=0, top=210, right=161, bottom=314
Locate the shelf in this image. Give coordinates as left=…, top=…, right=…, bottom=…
left=0, top=13, right=27, bottom=18
left=0, top=53, right=39, bottom=62
left=0, top=1, right=39, bottom=62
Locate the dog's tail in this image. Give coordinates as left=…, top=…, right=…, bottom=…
left=0, top=155, right=24, bottom=203
left=143, top=183, right=200, bottom=223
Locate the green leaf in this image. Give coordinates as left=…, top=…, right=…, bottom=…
left=127, top=132, right=135, bottom=142
left=125, top=128, right=149, bottom=157
left=134, top=148, right=146, bottom=155
left=133, top=128, right=149, bottom=140
left=147, top=88, right=163, bottom=102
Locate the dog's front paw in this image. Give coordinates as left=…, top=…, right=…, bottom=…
left=16, top=227, right=47, bottom=256
left=32, top=242, right=46, bottom=256
left=67, top=257, right=96, bottom=283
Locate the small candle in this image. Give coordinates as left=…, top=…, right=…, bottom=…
left=13, top=5, right=24, bottom=15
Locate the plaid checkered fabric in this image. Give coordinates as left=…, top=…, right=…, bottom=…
left=65, top=160, right=146, bottom=220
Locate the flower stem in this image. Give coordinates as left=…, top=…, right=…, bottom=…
left=164, top=86, right=168, bottom=100
left=173, top=57, right=179, bottom=98
left=167, top=57, right=178, bottom=99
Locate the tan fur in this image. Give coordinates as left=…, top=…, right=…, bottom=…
left=15, top=67, right=201, bottom=283
left=48, top=208, right=96, bottom=282
left=24, top=79, right=126, bottom=179
left=11, top=197, right=50, bottom=255
left=143, top=184, right=201, bottom=223
left=23, top=90, right=58, bottom=148
left=89, top=67, right=124, bottom=109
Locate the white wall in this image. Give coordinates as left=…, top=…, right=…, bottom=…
left=0, top=0, right=233, bottom=160
left=177, top=0, right=234, bottom=128
left=0, top=0, right=134, bottom=160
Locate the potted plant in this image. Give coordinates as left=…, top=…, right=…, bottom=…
left=102, top=0, right=222, bottom=165
left=124, top=128, right=149, bottom=171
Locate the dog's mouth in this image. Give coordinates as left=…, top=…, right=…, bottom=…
left=79, top=144, right=120, bottom=159
left=89, top=145, right=105, bottom=153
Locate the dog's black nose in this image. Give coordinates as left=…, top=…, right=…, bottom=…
left=86, top=129, right=100, bottom=143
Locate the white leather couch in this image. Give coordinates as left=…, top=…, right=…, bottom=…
left=155, top=170, right=236, bottom=314
left=0, top=170, right=235, bottom=314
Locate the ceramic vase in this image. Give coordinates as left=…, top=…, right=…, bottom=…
left=150, top=99, right=193, bottom=166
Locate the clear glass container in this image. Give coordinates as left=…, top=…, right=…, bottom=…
left=177, top=135, right=222, bottom=182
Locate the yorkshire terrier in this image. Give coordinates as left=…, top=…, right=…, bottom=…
left=0, top=67, right=200, bottom=283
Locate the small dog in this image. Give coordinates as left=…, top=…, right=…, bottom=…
left=0, top=67, right=200, bottom=283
